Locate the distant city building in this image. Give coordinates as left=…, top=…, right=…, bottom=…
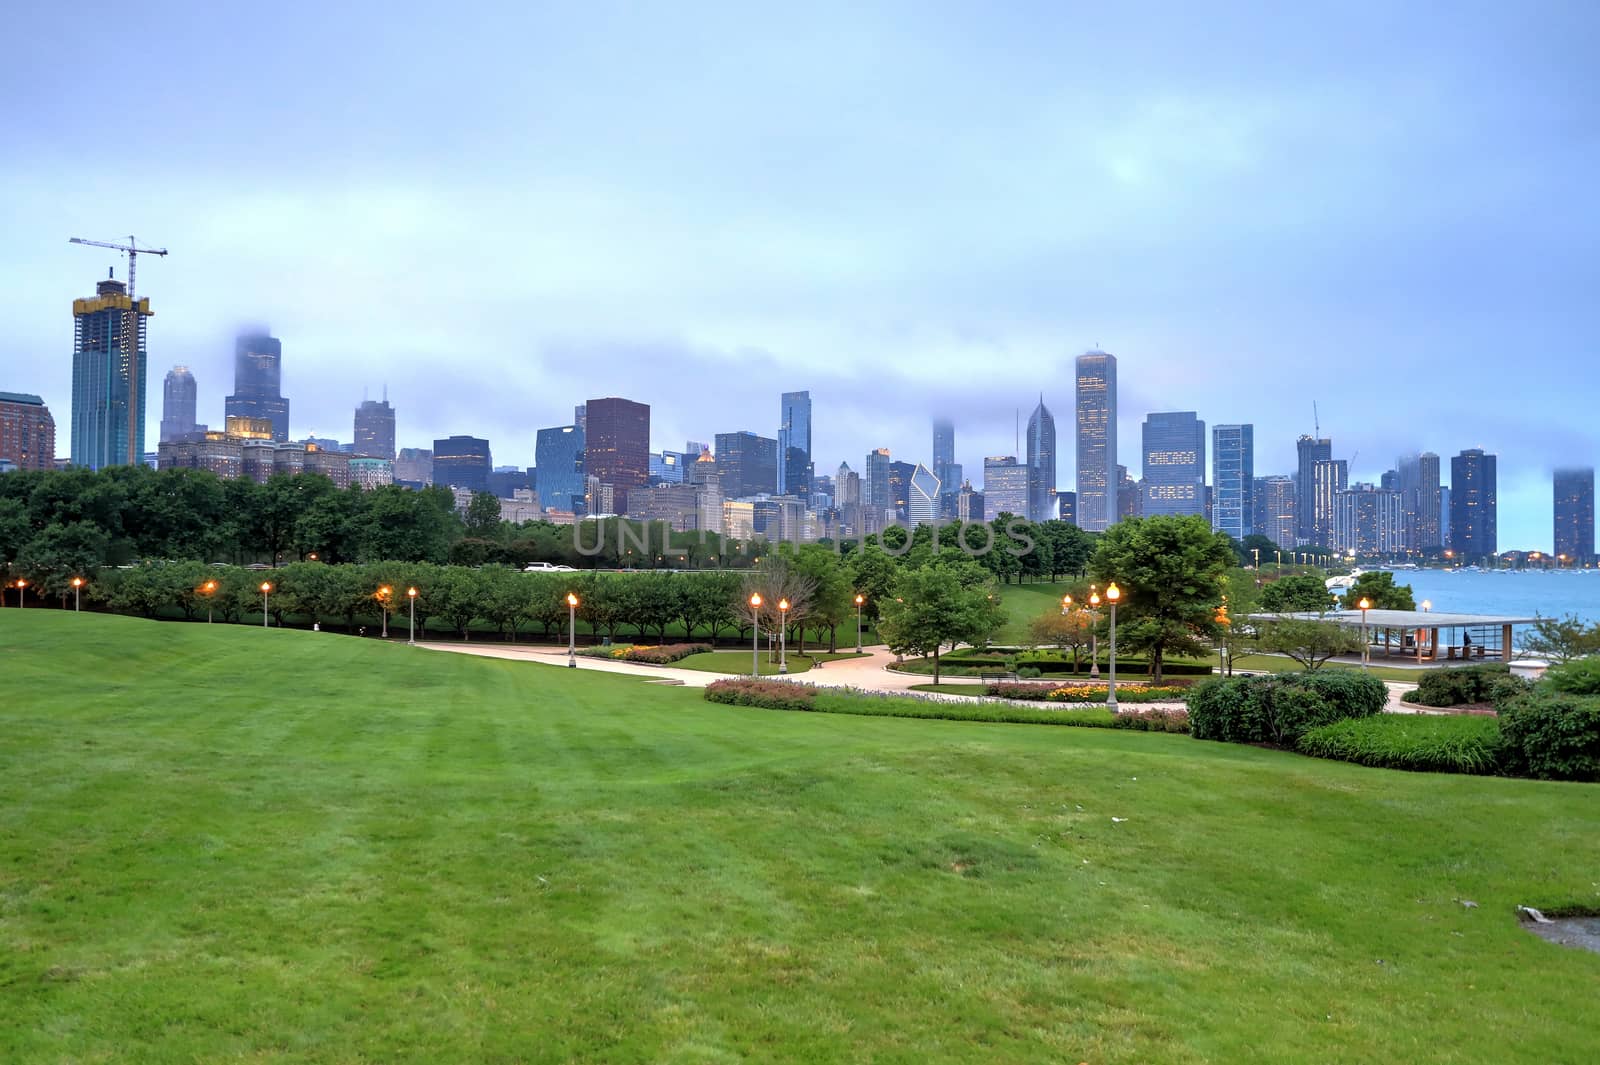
left=715, top=431, right=778, bottom=498
left=71, top=274, right=152, bottom=469
left=1075, top=351, right=1118, bottom=531
left=1450, top=449, right=1497, bottom=561
left=573, top=404, right=586, bottom=432
left=983, top=456, right=1030, bottom=520
left=432, top=435, right=492, bottom=493
left=225, top=330, right=290, bottom=443
left=0, top=392, right=56, bottom=471
left=1254, top=476, right=1297, bottom=550
left=535, top=425, right=585, bottom=512
left=1057, top=490, right=1076, bottom=525
left=585, top=397, right=649, bottom=512
left=1117, top=465, right=1140, bottom=522
left=1553, top=467, right=1595, bottom=564
left=1396, top=451, right=1442, bottom=552
left=932, top=417, right=956, bottom=488
left=1141, top=412, right=1206, bottom=518
left=1296, top=435, right=1332, bottom=546
left=348, top=456, right=394, bottom=489
left=394, top=447, right=433, bottom=486
left=1440, top=487, right=1452, bottom=551
left=160, top=366, right=197, bottom=442
left=1211, top=424, right=1253, bottom=540
left=629, top=483, right=701, bottom=531
left=888, top=460, right=915, bottom=520
left=649, top=450, right=688, bottom=484
left=584, top=475, right=615, bottom=517
left=777, top=390, right=812, bottom=498
left=1311, top=458, right=1348, bottom=548
left=353, top=396, right=396, bottom=459
left=863, top=448, right=892, bottom=514
left=1026, top=396, right=1057, bottom=523
left=1333, top=483, right=1403, bottom=555
left=500, top=488, right=541, bottom=524
left=486, top=467, right=533, bottom=499
left=908, top=463, right=941, bottom=525
left=304, top=444, right=352, bottom=489
left=958, top=481, right=985, bottom=523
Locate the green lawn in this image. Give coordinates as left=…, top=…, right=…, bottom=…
left=3, top=612, right=1598, bottom=1063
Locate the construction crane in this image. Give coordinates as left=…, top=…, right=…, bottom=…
left=69, top=236, right=168, bottom=465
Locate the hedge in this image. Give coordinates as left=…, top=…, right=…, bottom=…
left=704, top=678, right=818, bottom=711
left=1408, top=662, right=1510, bottom=707
left=1188, top=671, right=1387, bottom=746
left=1496, top=691, right=1600, bottom=781
left=985, top=681, right=1192, bottom=703
left=1297, top=715, right=1503, bottom=775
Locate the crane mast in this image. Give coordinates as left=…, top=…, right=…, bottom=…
left=69, top=236, right=168, bottom=465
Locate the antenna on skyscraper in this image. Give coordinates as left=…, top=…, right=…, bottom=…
left=1015, top=408, right=1020, bottom=456
left=1313, top=401, right=1321, bottom=439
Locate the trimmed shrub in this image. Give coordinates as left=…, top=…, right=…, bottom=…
left=1496, top=691, right=1600, bottom=781
left=704, top=678, right=818, bottom=712
left=1411, top=663, right=1510, bottom=707
left=1108, top=708, right=1191, bottom=733
left=1017, top=666, right=1043, bottom=679
left=1298, top=715, right=1503, bottom=774
left=1544, top=658, right=1600, bottom=697
left=619, top=643, right=713, bottom=664
left=986, top=681, right=1191, bottom=704
left=1188, top=671, right=1386, bottom=746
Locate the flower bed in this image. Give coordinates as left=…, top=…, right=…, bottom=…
left=617, top=643, right=713, bottom=664
left=985, top=681, right=1192, bottom=703
left=704, top=678, right=818, bottom=711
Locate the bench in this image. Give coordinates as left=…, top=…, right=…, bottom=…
left=979, top=671, right=1020, bottom=685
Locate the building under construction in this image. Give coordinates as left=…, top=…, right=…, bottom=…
left=71, top=273, right=152, bottom=469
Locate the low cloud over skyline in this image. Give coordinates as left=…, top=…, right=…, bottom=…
left=4, top=2, right=1596, bottom=548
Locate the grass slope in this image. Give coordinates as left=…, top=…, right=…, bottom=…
left=2, top=613, right=1598, bottom=1064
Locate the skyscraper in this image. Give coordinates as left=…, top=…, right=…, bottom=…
left=353, top=395, right=396, bottom=460
left=864, top=448, right=892, bottom=515
left=888, top=460, right=915, bottom=520
left=225, top=330, right=290, bottom=442
left=1211, top=424, right=1254, bottom=540
left=1312, top=458, right=1348, bottom=548
left=1141, top=412, right=1206, bottom=518
left=1396, top=452, right=1443, bottom=552
left=1333, top=483, right=1404, bottom=555
left=535, top=425, right=585, bottom=512
left=932, top=418, right=955, bottom=486
left=1450, top=449, right=1497, bottom=561
left=71, top=273, right=152, bottom=468
left=160, top=366, right=197, bottom=442
left=1553, top=468, right=1595, bottom=564
left=1296, top=435, right=1332, bottom=546
left=983, top=456, right=1030, bottom=520
left=432, top=435, right=492, bottom=492
left=1075, top=351, right=1118, bottom=531
left=1026, top=396, right=1056, bottom=522
left=585, top=397, right=650, bottom=513
left=573, top=404, right=587, bottom=432
left=0, top=392, right=56, bottom=471
left=714, top=431, right=778, bottom=498
left=1255, top=476, right=1297, bottom=550
left=394, top=447, right=433, bottom=487
left=777, top=390, right=812, bottom=498
left=908, top=464, right=941, bottom=525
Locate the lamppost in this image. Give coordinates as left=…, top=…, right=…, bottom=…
left=1089, top=589, right=1102, bottom=678
left=778, top=598, right=790, bottom=673
left=1358, top=597, right=1371, bottom=669
left=1105, top=582, right=1121, bottom=710
left=566, top=592, right=579, bottom=667
left=201, top=579, right=217, bottom=624
left=749, top=592, right=763, bottom=677
left=377, top=585, right=392, bottom=638
left=1421, top=599, right=1431, bottom=613
left=15, top=578, right=26, bottom=609
left=1252, top=548, right=1260, bottom=570
left=71, top=576, right=84, bottom=613
left=854, top=593, right=865, bottom=653
left=407, top=586, right=418, bottom=645
left=260, top=582, right=273, bottom=628
left=1060, top=593, right=1072, bottom=615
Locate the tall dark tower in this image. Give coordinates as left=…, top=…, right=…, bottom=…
left=584, top=397, right=650, bottom=513
left=225, top=330, right=290, bottom=442
left=71, top=272, right=152, bottom=469
left=161, top=366, right=198, bottom=442
left=353, top=391, right=396, bottom=460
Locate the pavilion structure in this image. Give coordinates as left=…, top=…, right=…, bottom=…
left=1247, top=609, right=1539, bottom=664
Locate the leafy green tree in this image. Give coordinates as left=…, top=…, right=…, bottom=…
left=1521, top=614, right=1600, bottom=664
left=1341, top=571, right=1415, bottom=610
left=1027, top=609, right=1093, bottom=672
left=1259, top=573, right=1333, bottom=613
left=1089, top=515, right=1237, bottom=683
left=846, top=545, right=899, bottom=622
left=1255, top=618, right=1364, bottom=670
left=465, top=491, right=503, bottom=540
left=16, top=522, right=110, bottom=597
left=877, top=566, right=1004, bottom=684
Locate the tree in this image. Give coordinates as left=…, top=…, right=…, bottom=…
left=16, top=522, right=110, bottom=597
left=1089, top=515, right=1237, bottom=684
left=465, top=491, right=503, bottom=539
left=846, top=545, right=899, bottom=622
left=1259, top=573, right=1333, bottom=613
left=1341, top=570, right=1415, bottom=610
left=877, top=566, right=1005, bottom=684
left=1256, top=618, right=1364, bottom=670
left=1027, top=609, right=1093, bottom=673
left=1521, top=614, right=1600, bottom=664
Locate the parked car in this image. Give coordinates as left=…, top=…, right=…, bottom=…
left=522, top=562, right=577, bottom=573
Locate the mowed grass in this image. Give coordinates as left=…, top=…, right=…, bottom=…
left=3, top=614, right=1599, bottom=1064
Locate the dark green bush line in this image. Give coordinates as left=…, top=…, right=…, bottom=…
left=1187, top=671, right=1388, bottom=746
left=1298, top=716, right=1503, bottom=774
left=1408, top=662, right=1513, bottom=707
left=1497, top=691, right=1600, bottom=781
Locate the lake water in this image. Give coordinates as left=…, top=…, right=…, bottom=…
left=1371, top=568, right=1600, bottom=625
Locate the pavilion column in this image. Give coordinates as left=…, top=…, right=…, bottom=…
left=1431, top=627, right=1439, bottom=661
left=1503, top=623, right=1513, bottom=660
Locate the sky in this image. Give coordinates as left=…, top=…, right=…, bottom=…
left=3, top=1, right=1597, bottom=550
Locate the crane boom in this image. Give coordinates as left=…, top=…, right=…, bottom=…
left=69, top=235, right=169, bottom=465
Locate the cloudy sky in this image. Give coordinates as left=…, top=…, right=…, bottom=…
left=4, top=1, right=1596, bottom=548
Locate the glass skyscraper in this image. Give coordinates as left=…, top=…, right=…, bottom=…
left=777, top=390, right=812, bottom=498
left=983, top=455, right=1030, bottom=520
left=1141, top=412, right=1206, bottom=518
left=1450, top=449, right=1497, bottom=561
left=432, top=435, right=492, bottom=493
left=1553, top=468, right=1595, bottom=564
left=715, top=431, right=778, bottom=498
left=1396, top=451, right=1442, bottom=552
left=585, top=397, right=650, bottom=513
left=225, top=330, right=290, bottom=443
left=160, top=366, right=197, bottom=442
left=1075, top=351, right=1117, bottom=531
left=71, top=275, right=152, bottom=469
left=1296, top=435, right=1332, bottom=545
left=535, top=425, right=585, bottom=511
left=353, top=396, right=396, bottom=460
left=1026, top=397, right=1056, bottom=523
left=908, top=463, right=941, bottom=525
left=1211, top=424, right=1253, bottom=540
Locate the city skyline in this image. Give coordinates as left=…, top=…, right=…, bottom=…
left=4, top=5, right=1596, bottom=548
